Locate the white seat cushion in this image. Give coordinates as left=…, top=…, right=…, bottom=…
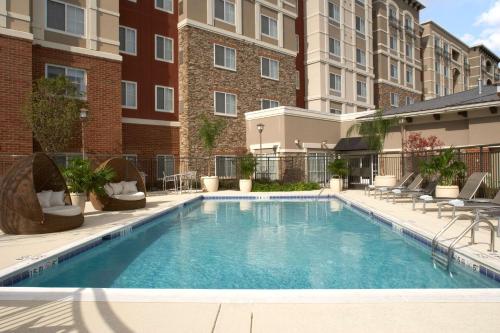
left=122, top=181, right=138, bottom=194
left=112, top=191, right=145, bottom=201
left=42, top=205, right=81, bottom=217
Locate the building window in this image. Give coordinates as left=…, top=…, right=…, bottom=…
left=157, top=155, right=175, bottom=180
left=356, top=81, right=367, bottom=98
left=214, top=44, right=236, bottom=71
left=435, top=84, right=440, bottom=95
left=404, top=15, right=413, bottom=30
left=296, top=70, right=300, bottom=90
left=444, top=65, right=449, bottom=78
left=356, top=48, right=366, bottom=65
left=123, top=154, right=138, bottom=166
left=119, top=26, right=137, bottom=55
left=390, top=64, right=398, bottom=79
left=390, top=33, right=397, bottom=50
left=355, top=0, right=365, bottom=6
left=330, top=107, right=342, bottom=114
left=46, top=64, right=86, bottom=97
left=329, top=38, right=341, bottom=57
left=329, top=73, right=341, bottom=93
left=405, top=96, right=414, bottom=105
left=355, top=16, right=365, bottom=36
left=390, top=93, right=399, bottom=107
left=261, top=99, right=279, bottom=109
left=121, top=81, right=137, bottom=109
left=215, top=156, right=237, bottom=178
left=214, top=91, right=237, bottom=116
left=155, top=35, right=174, bottom=62
left=406, top=66, right=413, bottom=84
left=155, top=85, right=174, bottom=113
left=434, top=36, right=440, bottom=49
left=261, top=57, right=279, bottom=80
left=214, top=0, right=235, bottom=24
left=155, top=0, right=173, bottom=13
left=388, top=6, right=397, bottom=21
left=328, top=1, right=340, bottom=23
left=406, top=42, right=413, bottom=58
left=261, top=15, right=278, bottom=39
left=46, top=0, right=85, bottom=36
left=435, top=61, right=440, bottom=73
left=444, top=87, right=449, bottom=95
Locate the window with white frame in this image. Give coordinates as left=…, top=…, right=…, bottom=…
left=214, top=44, right=236, bottom=70
left=435, top=84, right=441, bottom=95
left=388, top=6, right=397, bottom=20
left=119, top=26, right=137, bottom=55
left=155, top=0, right=173, bottom=13
left=123, top=154, right=138, bottom=166
left=261, top=57, right=279, bottom=80
left=444, top=65, right=449, bottom=78
left=406, top=42, right=413, bottom=58
left=435, top=60, right=440, bottom=73
left=390, top=63, right=398, bottom=79
left=155, top=85, right=174, bottom=112
left=214, top=0, right=235, bottom=24
left=121, top=81, right=137, bottom=109
left=356, top=48, right=366, bottom=66
left=261, top=15, right=278, bottom=39
left=390, top=92, right=399, bottom=107
left=155, top=35, right=174, bottom=62
left=329, top=38, right=341, bottom=57
left=357, top=81, right=367, bottom=98
left=355, top=16, right=365, bottom=36
left=214, top=91, right=237, bottom=116
left=329, top=73, right=341, bottom=92
left=328, top=1, right=340, bottom=23
left=157, top=155, right=175, bottom=180
left=404, top=15, right=413, bottom=29
left=330, top=107, right=342, bottom=114
left=261, top=99, right=279, bottom=109
left=406, top=66, right=413, bottom=84
left=46, top=0, right=85, bottom=36
left=215, top=156, right=236, bottom=178
left=405, top=96, right=414, bottom=105
left=390, top=33, right=397, bottom=50
left=46, top=64, right=86, bottom=97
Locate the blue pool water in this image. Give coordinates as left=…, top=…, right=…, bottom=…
left=16, top=199, right=499, bottom=289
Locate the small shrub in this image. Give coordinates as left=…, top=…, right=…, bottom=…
left=252, top=181, right=321, bottom=192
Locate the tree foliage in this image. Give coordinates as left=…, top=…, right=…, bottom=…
left=327, top=158, right=348, bottom=178
left=198, top=116, right=226, bottom=176
left=239, top=154, right=257, bottom=179
left=346, top=110, right=399, bottom=153
left=419, top=148, right=466, bottom=186
left=403, top=132, right=444, bottom=155
left=62, top=158, right=115, bottom=195
left=23, top=76, right=86, bottom=153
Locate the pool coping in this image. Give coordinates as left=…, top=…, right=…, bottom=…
left=0, top=191, right=499, bottom=301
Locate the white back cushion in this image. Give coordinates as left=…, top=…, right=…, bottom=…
left=122, top=181, right=138, bottom=194
left=50, top=191, right=66, bottom=207
left=104, top=184, right=114, bottom=197
left=37, top=190, right=53, bottom=208
left=109, top=182, right=123, bottom=195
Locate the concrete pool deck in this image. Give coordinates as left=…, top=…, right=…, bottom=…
left=0, top=189, right=500, bottom=332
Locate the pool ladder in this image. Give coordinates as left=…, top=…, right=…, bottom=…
left=431, top=213, right=497, bottom=271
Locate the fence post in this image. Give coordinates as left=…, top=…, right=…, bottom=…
left=479, top=146, right=484, bottom=173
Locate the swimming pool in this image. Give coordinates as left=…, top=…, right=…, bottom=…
left=14, top=199, right=500, bottom=289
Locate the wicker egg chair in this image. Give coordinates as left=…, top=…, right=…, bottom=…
left=0, top=153, right=84, bottom=235
left=89, top=158, right=146, bottom=211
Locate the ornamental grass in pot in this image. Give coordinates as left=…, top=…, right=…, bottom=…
left=420, top=148, right=466, bottom=198
left=62, top=158, right=115, bottom=213
left=198, top=116, right=226, bottom=192
left=239, top=154, right=257, bottom=193
left=327, top=158, right=348, bottom=193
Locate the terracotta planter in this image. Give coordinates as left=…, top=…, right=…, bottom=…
left=374, top=175, right=397, bottom=187
left=70, top=192, right=86, bottom=214
left=329, top=178, right=342, bottom=193
left=239, top=179, right=252, bottom=193
left=202, top=176, right=219, bottom=192
left=435, top=185, right=459, bottom=198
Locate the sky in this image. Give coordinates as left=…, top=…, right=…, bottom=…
left=419, top=0, right=500, bottom=53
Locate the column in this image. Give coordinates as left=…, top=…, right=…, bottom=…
left=0, top=0, right=6, bottom=28
left=87, top=0, right=98, bottom=50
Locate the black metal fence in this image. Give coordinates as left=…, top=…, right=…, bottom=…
left=1, top=145, right=499, bottom=197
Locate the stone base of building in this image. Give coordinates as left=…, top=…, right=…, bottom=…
left=0, top=35, right=33, bottom=154
left=374, top=83, right=422, bottom=110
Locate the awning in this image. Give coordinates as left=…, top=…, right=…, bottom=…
left=334, top=137, right=369, bottom=151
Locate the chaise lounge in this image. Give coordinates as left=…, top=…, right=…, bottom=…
left=0, top=153, right=83, bottom=235
left=90, top=158, right=146, bottom=211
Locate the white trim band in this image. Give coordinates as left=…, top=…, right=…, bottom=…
left=122, top=117, right=180, bottom=127
left=245, top=106, right=375, bottom=122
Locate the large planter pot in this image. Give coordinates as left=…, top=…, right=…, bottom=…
left=435, top=185, right=459, bottom=198
left=329, top=178, right=342, bottom=193
left=202, top=176, right=219, bottom=192
left=374, top=175, right=397, bottom=187
left=70, top=192, right=86, bottom=214
left=239, top=179, right=252, bottom=193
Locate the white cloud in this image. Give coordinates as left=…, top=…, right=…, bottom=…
left=463, top=0, right=500, bottom=53
left=476, top=1, right=500, bottom=26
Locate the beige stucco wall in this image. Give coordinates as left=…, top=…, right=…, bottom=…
left=4, top=0, right=30, bottom=33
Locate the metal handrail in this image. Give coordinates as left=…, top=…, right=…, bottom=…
left=431, top=214, right=475, bottom=257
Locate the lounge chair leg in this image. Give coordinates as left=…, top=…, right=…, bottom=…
left=438, top=204, right=442, bottom=219
left=393, top=194, right=396, bottom=204
left=423, top=201, right=426, bottom=214
left=452, top=206, right=456, bottom=218
left=412, top=197, right=416, bottom=210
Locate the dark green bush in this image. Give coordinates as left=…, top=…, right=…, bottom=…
left=252, top=181, right=320, bottom=192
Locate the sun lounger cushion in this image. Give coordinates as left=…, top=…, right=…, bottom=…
left=42, top=205, right=82, bottom=217
left=110, top=182, right=124, bottom=195
left=104, top=184, right=114, bottom=197
left=122, top=181, right=138, bottom=194
left=420, top=195, right=433, bottom=201
left=448, top=199, right=465, bottom=207
left=49, top=191, right=65, bottom=207
left=393, top=189, right=402, bottom=194
left=112, top=191, right=145, bottom=201
left=37, top=191, right=53, bottom=208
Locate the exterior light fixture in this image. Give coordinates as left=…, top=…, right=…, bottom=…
left=257, top=123, right=265, bottom=156
left=80, top=108, right=88, bottom=159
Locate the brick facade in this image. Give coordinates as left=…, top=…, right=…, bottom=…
left=178, top=26, right=297, bottom=158
left=32, top=45, right=123, bottom=155
left=0, top=35, right=33, bottom=154
left=374, top=83, right=422, bottom=111
left=122, top=123, right=179, bottom=158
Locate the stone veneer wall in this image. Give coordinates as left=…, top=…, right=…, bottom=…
left=374, top=83, right=422, bottom=111
left=178, top=26, right=297, bottom=159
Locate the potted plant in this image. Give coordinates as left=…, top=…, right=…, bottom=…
left=420, top=148, right=466, bottom=198
left=347, top=110, right=400, bottom=187
left=198, top=116, right=226, bottom=192
left=327, top=158, right=348, bottom=193
left=62, top=158, right=115, bottom=213
left=239, top=154, right=257, bottom=192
